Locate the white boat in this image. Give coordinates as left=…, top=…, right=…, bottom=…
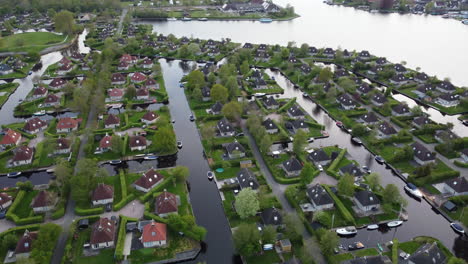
left=450, top=222, right=465, bottom=234
left=404, top=183, right=423, bottom=199
left=135, top=154, right=146, bottom=158
left=181, top=17, right=192, bottom=21
left=462, top=19, right=468, bottom=25
left=198, top=18, right=208, bottom=21
left=144, top=155, right=158, bottom=160
left=254, top=93, right=266, bottom=97
left=33, top=110, right=46, bottom=116
left=336, top=227, right=357, bottom=236
left=7, top=172, right=22, bottom=178
left=387, top=221, right=403, bottom=228
left=367, top=224, right=379, bottom=230
left=167, top=17, right=177, bottom=21
left=207, top=171, right=214, bottom=180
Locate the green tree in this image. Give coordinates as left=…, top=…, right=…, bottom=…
left=312, top=210, right=332, bottom=226
left=187, top=43, right=201, bottom=56
left=125, top=85, right=137, bottom=100
left=317, top=229, right=339, bottom=256
left=192, top=87, right=202, bottom=101
left=154, top=127, right=177, bottom=154
left=173, top=166, right=189, bottom=182
left=1, top=234, right=17, bottom=250
left=338, top=173, right=355, bottom=197
left=222, top=101, right=242, bottom=122
left=262, top=225, right=277, bottom=244
left=351, top=123, right=367, bottom=137
left=54, top=158, right=72, bottom=196
left=447, top=257, right=468, bottom=264
left=300, top=162, right=315, bottom=186
left=54, top=10, right=76, bottom=35
left=382, top=184, right=406, bottom=207
left=318, top=67, right=333, bottom=83
left=240, top=60, right=250, bottom=76
left=235, top=188, right=260, bottom=219
left=293, top=129, right=308, bottom=156
left=233, top=223, right=261, bottom=256
left=110, top=135, right=123, bottom=155
left=366, top=173, right=381, bottom=192
left=70, top=159, right=98, bottom=203
left=186, top=70, right=205, bottom=91
left=30, top=223, right=62, bottom=263
left=211, top=84, right=229, bottom=103
left=283, top=213, right=302, bottom=243
left=259, top=135, right=272, bottom=154
left=281, top=48, right=290, bottom=59
left=225, top=76, right=239, bottom=99
left=178, top=45, right=190, bottom=58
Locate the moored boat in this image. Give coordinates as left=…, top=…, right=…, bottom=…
left=33, top=110, right=46, bottom=116
left=367, top=224, right=379, bottom=230
left=198, top=18, right=208, bottom=21
left=387, top=220, right=403, bottom=228
left=348, top=242, right=365, bottom=250
left=450, top=222, right=465, bottom=234
left=7, top=172, right=22, bottom=178
left=259, top=18, right=273, bottom=23
left=336, top=226, right=357, bottom=236
left=404, top=183, right=423, bottom=198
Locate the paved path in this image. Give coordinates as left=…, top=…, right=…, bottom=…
left=123, top=233, right=133, bottom=258
left=116, top=8, right=129, bottom=37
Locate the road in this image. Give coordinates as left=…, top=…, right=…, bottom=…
left=117, top=8, right=129, bottom=36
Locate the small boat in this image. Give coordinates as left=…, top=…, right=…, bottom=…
left=207, top=171, right=214, bottom=180
left=362, top=166, right=371, bottom=174
left=302, top=92, right=310, bottom=98
left=259, top=18, right=273, bottom=23
left=254, top=93, right=266, bottom=97
left=46, top=168, right=55, bottom=173
left=28, top=71, right=33, bottom=75
left=367, top=224, right=379, bottom=230
left=336, top=121, right=343, bottom=128
left=351, top=137, right=362, bottom=145
left=189, top=114, right=195, bottom=122
left=404, top=183, right=423, bottom=199
left=144, top=155, right=158, bottom=160
left=348, top=242, right=365, bottom=251
left=450, top=223, right=465, bottom=234
left=177, top=141, right=183, bottom=149
left=7, top=172, right=22, bottom=178
left=462, top=19, right=468, bottom=25
left=461, top=120, right=468, bottom=126
left=109, top=160, right=122, bottom=165
left=336, top=227, right=357, bottom=236
left=198, top=18, right=208, bottom=21
left=135, top=154, right=146, bottom=158
left=167, top=17, right=177, bottom=21
left=387, top=221, right=403, bottom=228
left=442, top=14, right=450, bottom=18
left=377, top=243, right=384, bottom=252
left=181, top=17, right=192, bottom=21
left=375, top=155, right=385, bottom=164
left=33, top=110, right=46, bottom=116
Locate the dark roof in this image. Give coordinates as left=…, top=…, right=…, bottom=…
left=90, top=218, right=115, bottom=244
left=201, top=87, right=210, bottom=97
left=24, top=117, right=47, bottom=132
left=415, top=72, right=429, bottom=81
left=392, top=104, right=410, bottom=114
left=357, top=83, right=373, bottom=94
left=211, top=101, right=223, bottom=113
left=437, top=81, right=455, bottom=91
left=92, top=184, right=113, bottom=201
left=394, top=63, right=407, bottom=72
left=438, top=93, right=459, bottom=102
left=375, top=57, right=387, bottom=65
left=31, top=190, right=54, bottom=208
left=339, top=163, right=363, bottom=177
left=411, top=142, right=436, bottom=162
left=226, top=141, right=245, bottom=154
left=308, top=149, right=330, bottom=163
left=218, top=117, right=235, bottom=133
left=15, top=230, right=38, bottom=254
left=105, top=114, right=120, bottom=126
left=56, top=137, right=71, bottom=150
left=263, top=96, right=278, bottom=107
left=155, top=191, right=178, bottom=214
left=359, top=112, right=379, bottom=123
left=413, top=116, right=431, bottom=126
left=372, top=93, right=387, bottom=104
left=354, top=190, right=380, bottom=206
left=307, top=184, right=333, bottom=206
left=282, top=157, right=303, bottom=172
left=237, top=168, right=259, bottom=190
left=378, top=122, right=397, bottom=135
left=444, top=177, right=468, bottom=193
left=260, top=207, right=282, bottom=226
left=337, top=93, right=355, bottom=106
left=262, top=118, right=278, bottom=130
left=408, top=242, right=446, bottom=264
left=289, top=119, right=308, bottom=129
left=288, top=105, right=305, bottom=117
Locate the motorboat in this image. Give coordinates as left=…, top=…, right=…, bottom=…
left=135, top=154, right=146, bottom=158
left=404, top=183, right=423, bottom=199
left=181, top=17, right=192, bottom=21
left=387, top=221, right=403, bottom=228
left=198, top=18, right=208, bottom=21
left=336, top=121, right=343, bottom=128
left=259, top=18, right=273, bottom=23
left=362, top=166, right=371, bottom=174
left=302, top=92, right=310, bottom=98
left=351, top=137, right=362, bottom=145
left=177, top=141, right=183, bottom=149
left=348, top=242, right=365, bottom=251
left=144, top=155, right=158, bottom=160
left=367, top=224, right=379, bottom=230
left=336, top=227, right=357, bottom=236
left=254, top=93, right=266, bottom=97
left=450, top=223, right=465, bottom=234
left=167, top=17, right=177, bottom=21
left=207, top=171, right=214, bottom=180
left=109, top=160, right=122, bottom=165
left=7, top=172, right=22, bottom=178
left=189, top=114, right=195, bottom=121
left=462, top=19, right=468, bottom=25
left=375, top=155, right=385, bottom=164
left=33, top=110, right=46, bottom=116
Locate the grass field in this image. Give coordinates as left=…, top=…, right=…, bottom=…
left=0, top=32, right=68, bottom=53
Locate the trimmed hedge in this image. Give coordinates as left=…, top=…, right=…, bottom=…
left=74, top=206, right=104, bottom=216
left=410, top=171, right=460, bottom=186
left=115, top=215, right=139, bottom=260
left=3, top=190, right=43, bottom=225
left=392, top=239, right=399, bottom=264
left=15, top=215, right=44, bottom=225
left=0, top=224, right=41, bottom=238
left=390, top=117, right=409, bottom=129
left=324, top=185, right=355, bottom=225
left=454, top=160, right=468, bottom=168
left=278, top=98, right=296, bottom=113
left=327, top=148, right=347, bottom=174
left=113, top=193, right=136, bottom=211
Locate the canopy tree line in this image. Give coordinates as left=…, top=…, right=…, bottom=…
left=0, top=0, right=121, bottom=14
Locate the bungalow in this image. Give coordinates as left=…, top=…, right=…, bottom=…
left=11, top=146, right=34, bottom=167
left=201, top=87, right=211, bottom=101
left=336, top=93, right=356, bottom=110
left=356, top=83, right=373, bottom=95
left=287, top=105, right=305, bottom=119
left=155, top=191, right=179, bottom=217
left=156, top=35, right=167, bottom=43
left=307, top=149, right=331, bottom=166
left=104, top=114, right=120, bottom=129
left=367, top=65, right=384, bottom=75
left=43, top=93, right=60, bottom=107
left=255, top=51, right=270, bottom=62
left=263, top=96, right=279, bottom=110
left=107, top=88, right=123, bottom=101
left=394, top=63, right=407, bottom=74
left=140, top=221, right=167, bottom=248
left=461, top=149, right=468, bottom=163
left=205, top=39, right=217, bottom=48
left=392, top=103, right=411, bottom=116
left=281, top=157, right=303, bottom=178
left=257, top=44, right=267, bottom=52
left=353, top=190, right=380, bottom=212
left=260, top=207, right=283, bottom=227
left=390, top=74, right=409, bottom=85
left=217, top=118, right=235, bottom=137
left=436, top=81, right=456, bottom=94
left=55, top=137, right=71, bottom=155
left=225, top=141, right=246, bottom=159
left=408, top=242, right=446, bottom=264
left=49, top=78, right=67, bottom=90
left=117, top=61, right=129, bottom=71
left=300, top=64, right=311, bottom=75
left=14, top=230, right=38, bottom=260
left=31, top=190, right=56, bottom=214
left=377, top=122, right=397, bottom=139
left=110, top=73, right=125, bottom=85
left=243, top=43, right=253, bottom=49
left=262, top=118, right=278, bottom=134
left=23, top=118, right=47, bottom=134
left=90, top=217, right=115, bottom=250
left=436, top=93, right=459, bottom=107
left=32, top=86, right=48, bottom=99
left=375, top=57, right=388, bottom=65
left=134, top=168, right=164, bottom=193
left=343, top=49, right=351, bottom=58
left=414, top=84, right=435, bottom=98
left=129, top=135, right=147, bottom=151
left=180, top=36, right=190, bottom=44
left=309, top=46, right=318, bottom=55
left=306, top=184, right=334, bottom=211
left=434, top=130, right=459, bottom=143
left=0, top=129, right=22, bottom=147
left=358, top=112, right=379, bottom=125
left=56, top=117, right=80, bottom=133
left=253, top=77, right=267, bottom=90
left=210, top=102, right=223, bottom=115
left=334, top=69, right=348, bottom=79
left=237, top=168, right=259, bottom=190
left=57, top=57, right=71, bottom=67
left=0, top=64, right=13, bottom=75
left=92, top=184, right=114, bottom=206
left=440, top=177, right=468, bottom=197
left=136, top=88, right=150, bottom=100
left=412, top=116, right=431, bottom=128
left=99, top=135, right=113, bottom=152
left=57, top=63, right=73, bottom=75
left=140, top=58, right=153, bottom=69
left=0, top=192, right=12, bottom=210
left=141, top=111, right=159, bottom=124
left=339, top=163, right=364, bottom=180
left=359, top=50, right=371, bottom=60
left=120, top=54, right=137, bottom=65
left=287, top=119, right=309, bottom=134
left=145, top=78, right=158, bottom=89
left=131, top=72, right=147, bottom=83
left=323, top=48, right=335, bottom=58
left=411, top=142, right=436, bottom=165
left=415, top=72, right=429, bottom=83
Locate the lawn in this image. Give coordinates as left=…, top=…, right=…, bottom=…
left=354, top=248, right=379, bottom=257
left=245, top=250, right=282, bottom=264
left=75, top=248, right=114, bottom=264
left=0, top=32, right=69, bottom=53
left=0, top=83, right=19, bottom=107
left=13, top=190, right=38, bottom=218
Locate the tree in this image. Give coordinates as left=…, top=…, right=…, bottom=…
left=338, top=173, right=355, bottom=197
left=293, top=129, right=308, bottom=156
left=225, top=76, right=238, bottom=99
left=283, top=213, right=302, bottom=243
left=317, top=229, right=339, bottom=256
left=300, top=239, right=318, bottom=264
left=154, top=127, right=177, bottom=154
left=351, top=123, right=367, bottom=137
left=70, top=159, right=98, bottom=203
left=300, top=162, right=315, bottom=186
left=222, top=101, right=242, bottom=122
left=235, top=188, right=260, bottom=219
left=240, top=60, right=250, bottom=76
left=125, top=85, right=136, bottom=100
left=281, top=48, right=290, bottom=59
left=326, top=85, right=337, bottom=100
left=382, top=184, right=406, bottom=206
left=318, top=67, right=333, bottom=83
left=259, top=135, right=272, bottom=154
left=262, top=225, right=277, bottom=244
left=110, top=135, right=123, bottom=155
left=54, top=10, right=76, bottom=35
left=186, top=70, right=205, bottom=91
left=447, top=257, right=468, bottom=264
left=178, top=45, right=190, bottom=58
left=31, top=224, right=61, bottom=263
left=211, top=84, right=229, bottom=103
left=173, top=166, right=189, bottom=182
left=16, top=181, right=33, bottom=191
left=54, top=158, right=72, bottom=195
left=233, top=223, right=261, bottom=256
left=1, top=233, right=17, bottom=250
left=187, top=43, right=201, bottom=56
left=366, top=173, right=381, bottom=192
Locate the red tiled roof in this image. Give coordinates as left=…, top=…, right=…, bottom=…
left=134, top=169, right=164, bottom=189
left=58, top=57, right=71, bottom=65
left=111, top=73, right=125, bottom=82
left=99, top=135, right=112, bottom=149
left=57, top=137, right=71, bottom=150
left=31, top=190, right=54, bottom=208
left=131, top=72, right=147, bottom=82
left=0, top=192, right=12, bottom=207
left=15, top=231, right=38, bottom=254
left=58, top=63, right=72, bottom=71
left=118, top=61, right=128, bottom=68
left=129, top=136, right=147, bottom=147
left=137, top=88, right=149, bottom=96
left=33, top=86, right=47, bottom=96
left=141, top=58, right=153, bottom=65
left=44, top=93, right=60, bottom=103
left=145, top=78, right=156, bottom=86
left=49, top=78, right=67, bottom=87
left=23, top=118, right=47, bottom=132
left=105, top=114, right=120, bottom=126
left=120, top=54, right=136, bottom=63
left=90, top=218, right=115, bottom=244
left=92, top=184, right=114, bottom=201
left=108, top=88, right=123, bottom=97
left=155, top=191, right=178, bottom=215
left=0, top=129, right=21, bottom=145
left=12, top=146, right=33, bottom=162
left=56, top=117, right=79, bottom=130
left=142, top=111, right=158, bottom=122
left=141, top=221, right=166, bottom=243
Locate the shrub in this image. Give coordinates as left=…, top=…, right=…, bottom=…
left=323, top=185, right=355, bottom=225
left=327, top=148, right=347, bottom=173
left=74, top=207, right=104, bottom=216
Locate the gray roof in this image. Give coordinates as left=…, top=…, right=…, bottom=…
left=226, top=141, right=245, bottom=154
left=372, top=93, right=388, bottom=104
left=289, top=119, right=308, bottom=129
left=201, top=87, right=210, bottom=97
left=260, top=207, right=282, bottom=226
left=237, top=168, right=259, bottom=190
left=211, top=102, right=223, bottom=113
left=217, top=117, right=235, bottom=133
left=307, top=184, right=333, bottom=206
left=392, top=104, right=410, bottom=114
left=360, top=112, right=379, bottom=123
left=262, top=118, right=278, bottom=130
left=0, top=64, right=12, bottom=72
left=282, top=157, right=303, bottom=172
left=357, top=83, right=373, bottom=94
left=339, top=163, right=363, bottom=177
left=378, top=122, right=397, bottom=135
left=407, top=242, right=446, bottom=264
left=307, top=149, right=330, bottom=163
left=411, top=142, right=436, bottom=161
left=354, top=190, right=380, bottom=206
left=337, top=93, right=355, bottom=106
left=437, top=81, right=455, bottom=91
left=288, top=105, right=305, bottom=117
left=443, top=177, right=468, bottom=194
left=413, top=116, right=431, bottom=126
left=263, top=96, right=278, bottom=107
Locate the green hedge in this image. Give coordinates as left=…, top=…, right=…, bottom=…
left=392, top=239, right=399, bottom=264
left=0, top=146, right=13, bottom=159
left=15, top=215, right=44, bottom=225
left=327, top=148, right=347, bottom=174
left=115, top=215, right=139, bottom=260
left=0, top=224, right=41, bottom=238
left=278, top=98, right=296, bottom=113
left=390, top=117, right=409, bottom=129
left=324, top=185, right=355, bottom=225
left=5, top=190, right=26, bottom=222
left=454, top=160, right=468, bottom=168
left=51, top=200, right=66, bottom=220
left=74, top=206, right=104, bottom=216
left=410, top=171, right=460, bottom=186
left=122, top=134, right=129, bottom=156
left=113, top=193, right=136, bottom=211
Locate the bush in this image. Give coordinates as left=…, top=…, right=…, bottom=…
left=113, top=193, right=136, bottom=211
left=15, top=215, right=44, bottom=225
left=74, top=206, right=104, bottom=216
left=323, top=185, right=355, bottom=225
left=454, top=160, right=468, bottom=168
left=327, top=148, right=347, bottom=173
